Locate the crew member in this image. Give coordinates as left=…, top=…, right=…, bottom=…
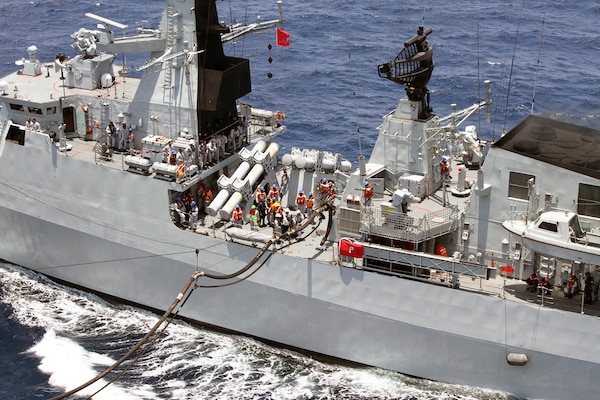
left=585, top=272, right=595, bottom=304
left=440, top=156, right=451, bottom=181
left=296, top=190, right=306, bottom=213
left=248, top=204, right=259, bottom=231
left=306, top=192, right=315, bottom=217
left=268, top=184, right=279, bottom=202
left=363, top=181, right=374, bottom=207
left=232, top=204, right=243, bottom=227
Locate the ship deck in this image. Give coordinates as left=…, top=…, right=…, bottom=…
left=58, top=136, right=600, bottom=318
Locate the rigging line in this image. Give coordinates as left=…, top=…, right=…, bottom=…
left=50, top=270, right=204, bottom=400
left=0, top=180, right=195, bottom=250
left=421, top=0, right=427, bottom=27
left=343, top=16, right=363, bottom=157
left=502, top=0, right=526, bottom=134
left=476, top=18, right=481, bottom=132
left=37, top=249, right=198, bottom=272
left=531, top=0, right=548, bottom=115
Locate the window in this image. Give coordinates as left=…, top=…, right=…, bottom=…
left=46, top=106, right=57, bottom=115
left=9, top=103, right=24, bottom=112
left=578, top=183, right=600, bottom=218
left=538, top=221, right=558, bottom=232
left=508, top=172, right=535, bottom=200
left=28, top=106, right=43, bottom=115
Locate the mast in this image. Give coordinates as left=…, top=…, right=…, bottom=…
left=195, top=0, right=251, bottom=139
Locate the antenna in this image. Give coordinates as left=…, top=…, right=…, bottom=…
left=84, top=13, right=128, bottom=30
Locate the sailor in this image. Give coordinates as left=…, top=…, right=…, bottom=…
left=268, top=184, right=279, bottom=202
left=294, top=208, right=304, bottom=227
left=217, top=133, right=227, bottom=159
left=207, top=139, right=218, bottom=165
left=198, top=140, right=207, bottom=168
left=248, top=204, right=259, bottom=231
left=25, top=118, right=33, bottom=130
left=229, top=126, right=238, bottom=153
left=168, top=149, right=177, bottom=165
left=269, top=198, right=280, bottom=227
left=280, top=167, right=289, bottom=195
left=273, top=208, right=283, bottom=237
left=565, top=274, right=578, bottom=298
left=162, top=140, right=174, bottom=162
left=440, top=156, right=451, bottom=181
left=203, top=186, right=213, bottom=205
left=296, top=190, right=306, bottom=214
left=306, top=192, right=315, bottom=217
left=31, top=118, right=41, bottom=132
left=117, top=123, right=127, bottom=151
left=320, top=178, right=329, bottom=199
left=281, top=208, right=290, bottom=234
left=526, top=272, right=538, bottom=292
left=106, top=121, right=116, bottom=148
left=363, top=181, right=374, bottom=207
left=584, top=272, right=595, bottom=304
left=127, top=127, right=134, bottom=151
left=185, top=140, right=195, bottom=164
left=176, top=148, right=185, bottom=165
left=175, top=196, right=186, bottom=226
left=539, top=276, right=551, bottom=295
left=232, top=204, right=243, bottom=227
left=189, top=201, right=199, bottom=230
left=327, top=181, right=336, bottom=198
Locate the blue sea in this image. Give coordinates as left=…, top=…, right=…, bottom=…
left=0, top=0, right=599, bottom=399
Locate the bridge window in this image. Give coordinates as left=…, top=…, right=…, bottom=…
left=578, top=183, right=600, bottom=218
left=28, top=106, right=43, bottom=115
left=508, top=172, right=535, bottom=200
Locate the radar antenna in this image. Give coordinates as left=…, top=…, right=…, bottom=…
left=378, top=26, right=434, bottom=119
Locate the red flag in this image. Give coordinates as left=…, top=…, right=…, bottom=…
left=339, top=239, right=364, bottom=258
left=276, top=28, right=291, bottom=47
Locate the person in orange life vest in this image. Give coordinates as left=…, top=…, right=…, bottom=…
left=268, top=184, right=279, bottom=202
left=319, top=178, right=329, bottom=199
left=565, top=274, right=578, bottom=298
left=296, top=189, right=306, bottom=213
left=440, top=156, right=451, bottom=181
left=256, top=186, right=267, bottom=204
left=327, top=181, right=336, bottom=198
left=306, top=192, right=315, bottom=217
left=232, top=204, right=243, bottom=227
left=269, top=198, right=280, bottom=226
left=363, top=181, right=374, bottom=206
left=203, top=187, right=213, bottom=205
left=197, top=181, right=206, bottom=211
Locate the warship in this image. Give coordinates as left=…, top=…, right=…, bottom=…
left=1, top=1, right=599, bottom=399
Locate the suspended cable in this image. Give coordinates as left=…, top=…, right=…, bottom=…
left=502, top=0, right=526, bottom=133
left=531, top=0, right=548, bottom=115
left=343, top=17, right=363, bottom=158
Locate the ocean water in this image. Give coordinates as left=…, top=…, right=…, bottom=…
left=0, top=0, right=598, bottom=399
